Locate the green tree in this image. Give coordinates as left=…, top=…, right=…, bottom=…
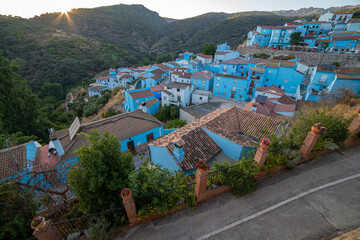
left=289, top=32, right=303, bottom=46
left=0, top=53, right=47, bottom=139
left=68, top=130, right=135, bottom=213
left=0, top=182, right=39, bottom=240
left=38, top=82, right=64, bottom=100
left=202, top=42, right=216, bottom=56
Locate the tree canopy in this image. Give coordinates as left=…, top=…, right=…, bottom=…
left=202, top=42, right=216, bottom=56
left=289, top=32, right=303, bottom=46
left=68, top=130, right=135, bottom=213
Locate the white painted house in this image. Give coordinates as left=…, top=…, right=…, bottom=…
left=192, top=90, right=211, bottom=105
left=162, top=82, right=194, bottom=107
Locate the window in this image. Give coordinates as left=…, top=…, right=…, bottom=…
left=223, top=92, right=226, bottom=95
left=268, top=70, right=271, bottom=73
left=194, top=79, right=197, bottom=84
left=238, top=87, right=241, bottom=90
left=216, top=83, right=219, bottom=87
left=146, top=133, right=154, bottom=142
left=285, top=80, right=288, bottom=83
left=202, top=80, right=205, bottom=85
left=275, top=30, right=279, bottom=33
left=266, top=79, right=269, bottom=82
left=319, top=74, right=328, bottom=83
left=136, top=100, right=139, bottom=103
left=234, top=80, right=237, bottom=83
left=239, top=95, right=242, bottom=98
left=177, top=89, right=180, bottom=92
left=164, top=96, right=167, bottom=100
left=274, top=37, right=277, bottom=40
left=146, top=98, right=148, bottom=101
left=288, top=30, right=292, bottom=33
left=218, top=91, right=221, bottom=94
left=200, top=97, right=203, bottom=100
left=217, top=77, right=220, bottom=80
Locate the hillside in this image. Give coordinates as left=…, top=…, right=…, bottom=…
left=1, top=3, right=358, bottom=93
left=273, top=5, right=360, bottom=17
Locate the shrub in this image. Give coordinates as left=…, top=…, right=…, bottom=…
left=112, top=86, right=122, bottom=97
left=164, top=119, right=187, bottom=129
left=208, top=160, right=258, bottom=195
left=289, top=108, right=351, bottom=150
left=262, top=151, right=286, bottom=170
left=128, top=161, right=195, bottom=219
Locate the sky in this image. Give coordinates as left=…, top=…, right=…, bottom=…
left=1, top=0, right=359, bottom=19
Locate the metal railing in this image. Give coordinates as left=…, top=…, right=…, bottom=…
left=52, top=206, right=127, bottom=238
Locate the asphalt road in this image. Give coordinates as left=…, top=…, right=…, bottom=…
left=114, top=147, right=360, bottom=240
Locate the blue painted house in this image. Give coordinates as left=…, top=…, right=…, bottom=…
left=124, top=88, right=156, bottom=113
left=329, top=35, right=360, bottom=52
left=149, top=107, right=282, bottom=174
left=150, top=85, right=164, bottom=100
left=305, top=65, right=360, bottom=102
left=219, top=58, right=249, bottom=76
left=269, top=26, right=297, bottom=49
left=191, top=71, right=214, bottom=91
left=56, top=110, right=164, bottom=178
left=212, top=74, right=250, bottom=101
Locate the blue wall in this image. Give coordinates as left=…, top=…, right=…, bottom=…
left=149, top=145, right=180, bottom=171
left=202, top=128, right=243, bottom=161
left=213, top=75, right=249, bottom=100
left=120, top=126, right=163, bottom=152
left=191, top=77, right=214, bottom=91
left=125, top=88, right=155, bottom=112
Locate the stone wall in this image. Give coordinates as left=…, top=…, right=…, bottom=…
left=237, top=46, right=360, bottom=67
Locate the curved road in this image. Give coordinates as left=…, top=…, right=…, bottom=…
left=115, top=147, right=360, bottom=240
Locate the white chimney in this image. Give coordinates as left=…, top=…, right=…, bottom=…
left=252, top=103, right=258, bottom=112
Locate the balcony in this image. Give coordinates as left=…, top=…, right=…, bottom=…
left=250, top=76, right=260, bottom=80
left=169, top=100, right=181, bottom=106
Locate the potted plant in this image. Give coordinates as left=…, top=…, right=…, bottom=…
left=196, top=160, right=210, bottom=174
left=31, top=216, right=46, bottom=230
left=260, top=138, right=271, bottom=150
left=121, top=188, right=132, bottom=200
left=311, top=123, right=327, bottom=134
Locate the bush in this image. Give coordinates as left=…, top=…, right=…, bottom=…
left=154, top=105, right=180, bottom=122
left=289, top=108, right=351, bottom=150
left=101, top=109, right=117, bottom=119
left=128, top=161, right=195, bottom=219
left=208, top=160, right=258, bottom=195
left=164, top=119, right=187, bottom=129
left=111, top=86, right=122, bottom=97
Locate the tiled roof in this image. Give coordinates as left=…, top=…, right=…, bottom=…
left=257, top=62, right=279, bottom=69
left=215, top=73, right=247, bottom=80
left=336, top=74, right=360, bottom=80
left=250, top=67, right=266, bottom=72
left=166, top=128, right=221, bottom=171
left=150, top=74, right=162, bottom=80
left=332, top=31, right=359, bottom=35
left=156, top=64, right=172, bottom=71
left=304, top=21, right=329, bottom=25
left=258, top=26, right=276, bottom=29
left=96, top=76, right=110, bottom=81
left=280, top=61, right=296, bottom=68
left=215, top=51, right=233, bottom=55
left=151, top=68, right=165, bottom=76
left=174, top=67, right=188, bottom=71
left=0, top=143, right=28, bottom=180
left=318, top=66, right=360, bottom=75
left=277, top=95, right=296, bottom=104
left=150, top=85, right=164, bottom=92
left=192, top=71, right=213, bottom=80
left=128, top=89, right=154, bottom=99
left=221, top=58, right=249, bottom=65
left=165, top=82, right=192, bottom=89
left=120, top=74, right=132, bottom=79
left=59, top=110, right=163, bottom=163
left=273, top=26, right=297, bottom=29
left=249, top=58, right=271, bottom=64
left=144, top=98, right=159, bottom=108
left=196, top=53, right=213, bottom=59
left=348, top=18, right=360, bottom=23
left=151, top=107, right=282, bottom=170
left=89, top=85, right=107, bottom=91
left=332, top=35, right=360, bottom=41
left=193, top=90, right=211, bottom=96
left=256, top=85, right=285, bottom=94
left=172, top=72, right=192, bottom=79
left=315, top=39, right=331, bottom=44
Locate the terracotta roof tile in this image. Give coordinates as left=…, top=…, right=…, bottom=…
left=128, top=89, right=154, bottom=99
left=166, top=128, right=221, bottom=171
left=215, top=74, right=247, bottom=80
left=332, top=35, right=360, bottom=41
left=277, top=95, right=296, bottom=104
left=166, top=82, right=192, bottom=89
left=336, top=74, right=360, bottom=80
left=280, top=61, right=296, bottom=68
left=150, top=85, right=164, bottom=92
left=192, top=71, right=213, bottom=80
left=144, top=98, right=159, bottom=108
left=196, top=53, right=213, bottom=59
left=256, top=85, right=285, bottom=94
left=249, top=58, right=271, bottom=64
left=0, top=143, right=28, bottom=180
left=89, top=85, right=107, bottom=91
left=96, top=76, right=110, bottom=81
left=221, top=58, right=249, bottom=65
